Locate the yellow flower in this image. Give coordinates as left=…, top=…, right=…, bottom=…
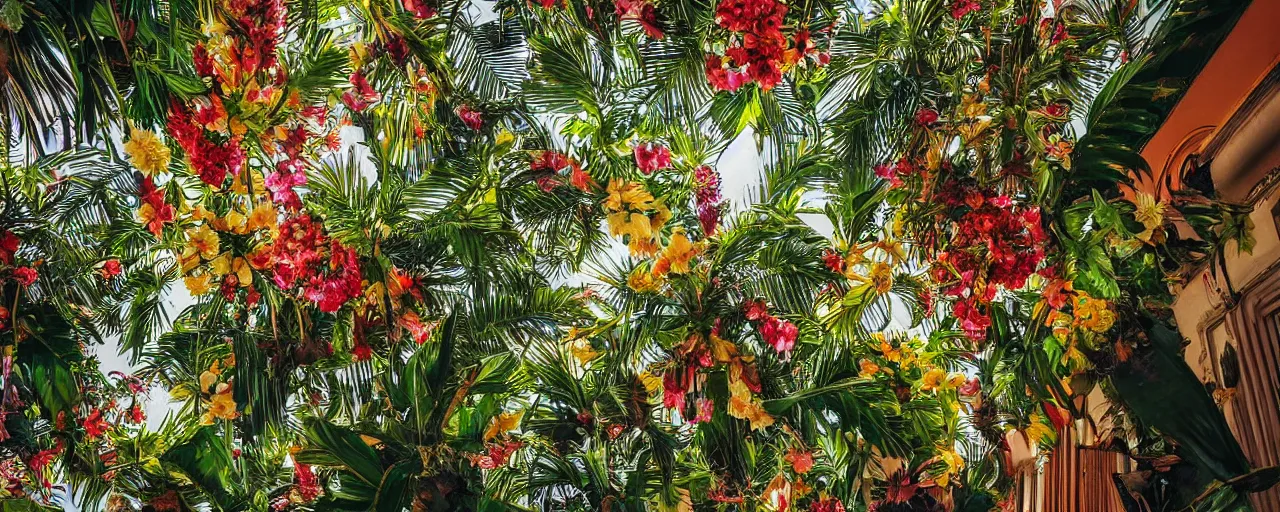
left=869, top=262, right=893, bottom=294
left=1025, top=412, right=1054, bottom=446
left=184, top=274, right=214, bottom=296
left=877, top=239, right=907, bottom=266
left=649, top=200, right=671, bottom=231
left=201, top=17, right=228, bottom=37
left=183, top=225, right=221, bottom=262
left=627, top=267, right=662, bottom=293
left=567, top=337, right=597, bottom=365
left=878, top=337, right=901, bottom=363
left=189, top=204, right=217, bottom=224
left=1133, top=191, right=1166, bottom=242
left=921, top=368, right=946, bottom=392
left=961, top=93, right=987, bottom=118
left=1073, top=292, right=1114, bottom=333
left=123, top=128, right=171, bottom=177
left=628, top=236, right=660, bottom=258
left=230, top=169, right=266, bottom=196
left=727, top=364, right=774, bottom=430
left=247, top=201, right=278, bottom=232
left=708, top=331, right=739, bottom=363
left=858, top=359, right=880, bottom=378
left=484, top=410, right=523, bottom=441
left=201, top=383, right=238, bottom=425
left=639, top=371, right=662, bottom=396
left=935, top=448, right=965, bottom=487
left=213, top=209, right=247, bottom=234
left=495, top=130, right=515, bottom=146
left=210, top=253, right=252, bottom=287
left=604, top=179, right=654, bottom=212
left=660, top=230, right=699, bottom=274
left=199, top=361, right=222, bottom=392
left=947, top=373, right=966, bottom=388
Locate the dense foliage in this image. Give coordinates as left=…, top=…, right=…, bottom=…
left=0, top=0, right=1271, bottom=510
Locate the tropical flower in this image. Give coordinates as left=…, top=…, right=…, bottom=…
left=659, top=230, right=699, bottom=274
left=185, top=273, right=214, bottom=296
left=914, top=107, right=939, bottom=126
left=784, top=448, right=814, bottom=474
left=567, top=337, right=598, bottom=365
left=633, top=142, right=672, bottom=175
left=950, top=0, right=980, bottom=19
left=484, top=410, right=523, bottom=441
left=920, top=368, right=946, bottom=392
left=201, top=383, right=238, bottom=424
left=183, top=225, right=221, bottom=262
left=11, top=267, right=37, bottom=286
left=123, top=128, right=171, bottom=176
left=82, top=408, right=110, bottom=439
left=457, top=105, right=483, bottom=130
left=1133, top=191, right=1166, bottom=242
left=859, top=359, right=880, bottom=378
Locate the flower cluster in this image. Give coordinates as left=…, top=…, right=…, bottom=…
left=706, top=0, right=819, bottom=91
left=604, top=179, right=671, bottom=257
left=167, top=97, right=247, bottom=188
left=744, top=299, right=798, bottom=357
left=633, top=142, right=671, bottom=175
left=694, top=165, right=723, bottom=236
left=136, top=177, right=176, bottom=237
left=930, top=187, right=1046, bottom=341
left=531, top=151, right=594, bottom=192
left=269, top=215, right=363, bottom=313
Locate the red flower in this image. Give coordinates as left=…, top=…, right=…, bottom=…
left=959, top=377, right=981, bottom=396
left=953, top=297, right=991, bottom=341
left=874, top=162, right=903, bottom=188
left=295, top=462, right=322, bottom=502
left=99, top=260, right=123, bottom=281
left=569, top=165, right=596, bottom=192
left=822, top=249, right=845, bottom=274
left=531, top=0, right=557, bottom=8
left=950, top=0, right=981, bottom=19
left=1042, top=401, right=1070, bottom=431
left=11, top=267, right=37, bottom=287
left=457, top=105, right=483, bottom=130
left=743, top=299, right=768, bottom=321
left=151, top=491, right=181, bottom=512
left=82, top=408, right=110, bottom=439
left=402, top=0, right=436, bottom=18
left=914, top=107, right=939, bottom=127
left=633, top=142, right=671, bottom=175
left=615, top=0, right=664, bottom=39
left=705, top=54, right=749, bottom=92
left=341, top=71, right=381, bottom=112
left=126, top=405, right=146, bottom=424
left=698, top=203, right=721, bottom=236
left=0, top=230, right=18, bottom=264
left=1044, top=102, right=1068, bottom=118
left=759, top=316, right=797, bottom=355
left=265, top=167, right=307, bottom=210
left=784, top=448, right=814, bottom=474
left=351, top=339, right=373, bottom=361
left=810, top=496, right=846, bottom=512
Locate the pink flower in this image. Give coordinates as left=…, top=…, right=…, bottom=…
left=633, top=142, right=671, bottom=175
left=341, top=71, right=381, bottom=112
left=959, top=377, right=981, bottom=396
left=953, top=298, right=991, bottom=341
left=762, top=316, right=797, bottom=355
left=12, top=267, right=37, bottom=287
left=402, top=0, right=437, bottom=18
left=691, top=398, right=714, bottom=423
left=705, top=54, right=749, bottom=92
left=457, top=105, right=483, bottom=130
left=950, top=0, right=981, bottom=19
